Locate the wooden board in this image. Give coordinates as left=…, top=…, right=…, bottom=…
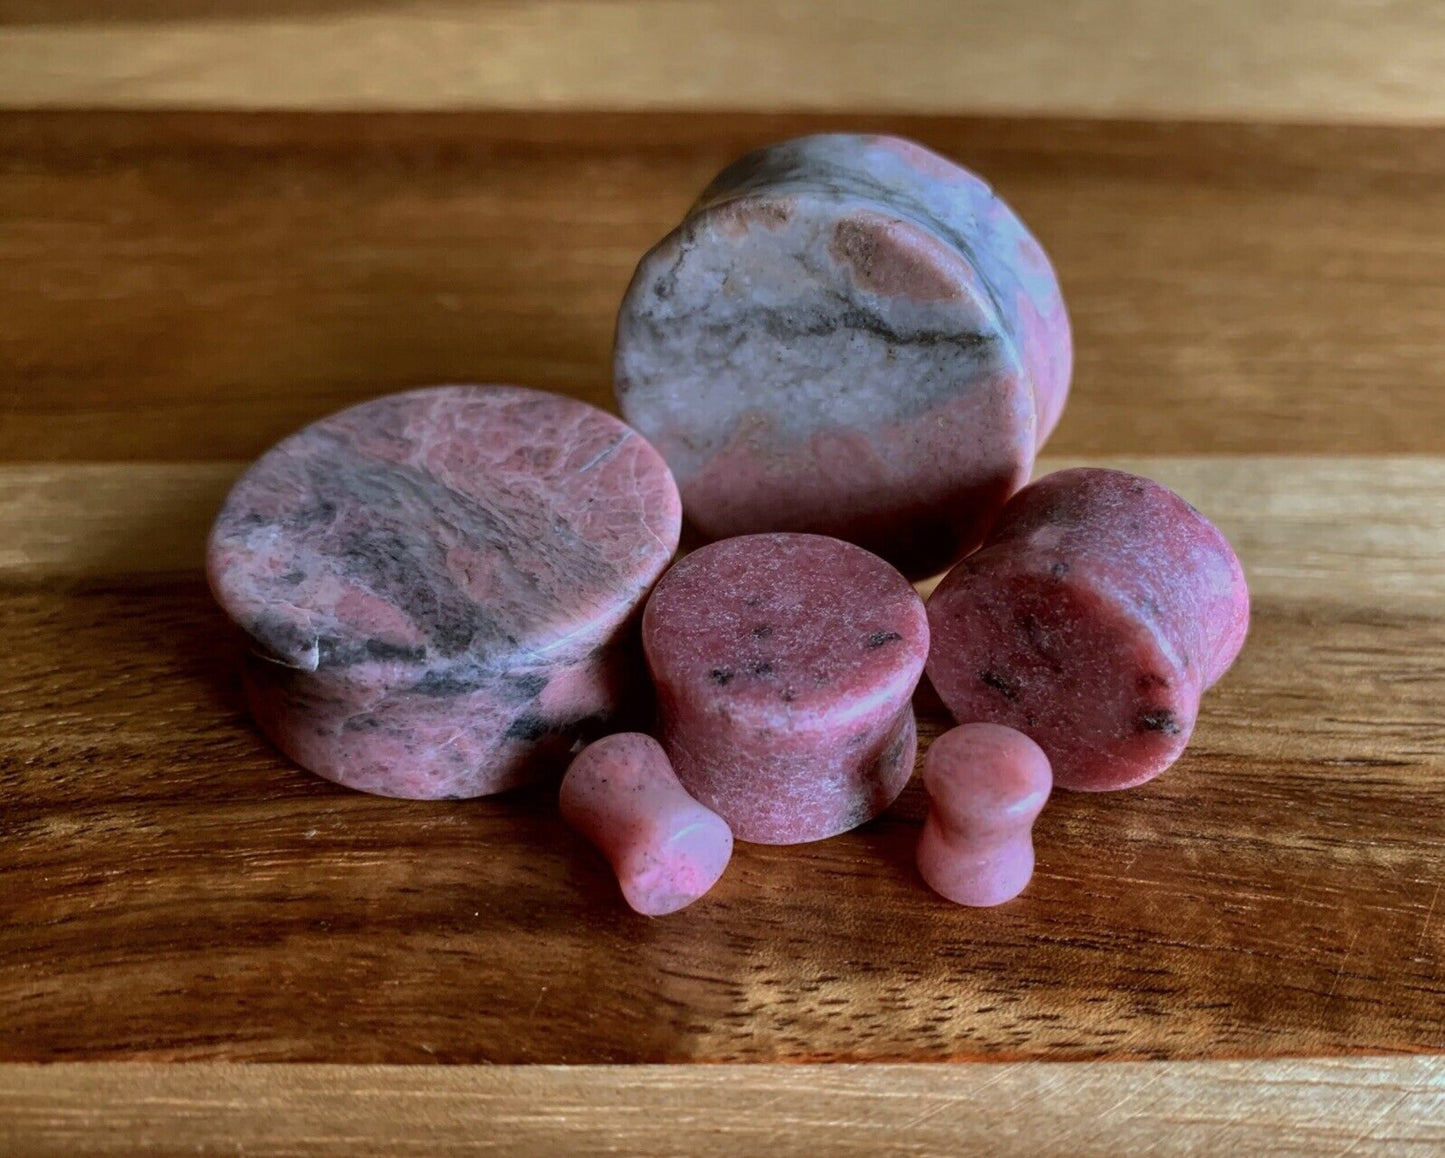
left=0, top=105, right=1443, bottom=1149
left=2, top=1, right=1445, bottom=123
left=4, top=113, right=1445, bottom=464
left=2, top=1059, right=1442, bottom=1157
left=1, top=452, right=1442, bottom=1063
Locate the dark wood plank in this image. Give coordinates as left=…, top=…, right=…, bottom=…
left=1, top=574, right=1439, bottom=1062
left=2, top=112, right=1444, bottom=462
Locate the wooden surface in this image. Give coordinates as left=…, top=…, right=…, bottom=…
left=5, top=113, right=1445, bottom=463
left=2, top=49, right=1445, bottom=1155
left=2, top=1059, right=1442, bottom=1157
left=2, top=448, right=1442, bottom=1064
left=2, top=109, right=1443, bottom=1070
left=2, top=1, right=1445, bottom=122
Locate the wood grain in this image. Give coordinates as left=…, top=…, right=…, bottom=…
left=1, top=457, right=1440, bottom=1063
left=2, top=0, right=1444, bottom=122
left=7, top=458, right=1445, bottom=615
left=4, top=112, right=1445, bottom=463
left=1, top=102, right=1442, bottom=1134
left=0, top=463, right=233, bottom=581
left=2, top=1059, right=1442, bottom=1157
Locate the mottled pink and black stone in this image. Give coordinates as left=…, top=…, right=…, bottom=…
left=615, top=133, right=1072, bottom=578
left=926, top=468, right=1250, bottom=791
left=642, top=533, right=928, bottom=844
left=207, top=385, right=682, bottom=799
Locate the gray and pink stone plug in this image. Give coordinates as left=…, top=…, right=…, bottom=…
left=206, top=134, right=1249, bottom=916
left=615, top=133, right=1072, bottom=579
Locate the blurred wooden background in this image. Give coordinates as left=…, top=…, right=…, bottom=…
left=2, top=0, right=1444, bottom=120
left=1, top=3, right=1443, bottom=1156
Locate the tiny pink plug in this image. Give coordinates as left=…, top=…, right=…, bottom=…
left=561, top=732, right=733, bottom=916
left=917, top=723, right=1052, bottom=906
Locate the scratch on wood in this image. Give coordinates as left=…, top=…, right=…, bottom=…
left=1416, top=882, right=1440, bottom=955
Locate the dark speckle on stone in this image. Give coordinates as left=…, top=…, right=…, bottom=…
left=866, top=630, right=903, bottom=648
left=1019, top=613, right=1051, bottom=654
left=281, top=568, right=307, bottom=585
left=750, top=660, right=774, bottom=676
left=752, top=624, right=773, bottom=638
left=879, top=728, right=909, bottom=773
left=1050, top=561, right=1069, bottom=579
left=411, top=670, right=477, bottom=697
left=1134, top=594, right=1164, bottom=618
left=1138, top=709, right=1183, bottom=735
left=781, top=688, right=797, bottom=703
left=505, top=672, right=549, bottom=700
left=709, top=667, right=735, bottom=686
left=362, top=639, right=428, bottom=663
left=505, top=714, right=552, bottom=742
left=839, top=787, right=878, bottom=829
left=980, top=670, right=1021, bottom=701
left=566, top=712, right=612, bottom=742
left=744, top=595, right=762, bottom=607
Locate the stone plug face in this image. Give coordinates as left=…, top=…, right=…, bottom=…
left=207, top=385, right=682, bottom=799
left=925, top=468, right=1250, bottom=791
left=642, top=532, right=928, bottom=844
left=560, top=732, right=733, bottom=916
left=917, top=723, right=1052, bottom=907
left=615, top=132, right=1072, bottom=578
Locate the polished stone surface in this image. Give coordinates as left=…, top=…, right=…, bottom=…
left=926, top=468, right=1250, bottom=791
left=643, top=532, right=928, bottom=843
left=208, top=385, right=682, bottom=799
left=917, top=723, right=1052, bottom=907
left=615, top=133, right=1071, bottom=577
left=560, top=732, right=733, bottom=916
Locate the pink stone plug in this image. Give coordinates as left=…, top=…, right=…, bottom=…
left=206, top=385, right=681, bottom=800
left=615, top=133, right=1072, bottom=578
left=560, top=733, right=733, bottom=916
left=917, top=723, right=1052, bottom=907
left=926, top=468, right=1250, bottom=791
left=642, top=532, right=928, bottom=845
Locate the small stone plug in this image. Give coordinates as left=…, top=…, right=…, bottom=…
left=561, top=733, right=733, bottom=916
left=917, top=723, right=1051, bottom=906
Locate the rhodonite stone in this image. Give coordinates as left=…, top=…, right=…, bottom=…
left=560, top=732, right=733, bottom=915
left=207, top=385, right=682, bottom=799
left=917, top=723, right=1052, bottom=907
left=642, top=533, right=928, bottom=844
left=926, top=468, right=1250, bottom=791
left=614, top=133, right=1071, bottom=577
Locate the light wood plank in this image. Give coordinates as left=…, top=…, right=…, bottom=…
left=5, top=458, right=1445, bottom=620
left=0, top=1060, right=1441, bottom=1157
left=2, top=1, right=1445, bottom=122
left=0, top=463, right=235, bottom=581
left=3, top=113, right=1444, bottom=463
